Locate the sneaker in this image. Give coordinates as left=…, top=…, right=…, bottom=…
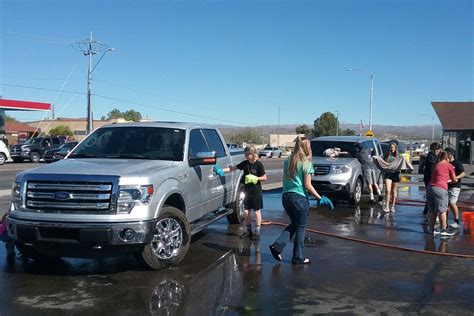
left=383, top=208, right=389, bottom=213
left=449, top=221, right=461, bottom=229
left=269, top=245, right=282, bottom=261
left=292, top=258, right=311, bottom=265
left=440, top=229, right=455, bottom=236
left=390, top=206, right=396, bottom=213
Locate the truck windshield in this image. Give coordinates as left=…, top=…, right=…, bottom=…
left=311, top=141, right=356, bottom=158
left=69, top=127, right=186, bottom=161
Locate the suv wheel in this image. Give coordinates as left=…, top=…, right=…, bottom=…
left=349, top=178, right=363, bottom=205
left=226, top=183, right=245, bottom=224
left=30, top=152, right=40, bottom=163
left=139, top=206, right=191, bottom=270
left=0, top=153, right=6, bottom=165
left=278, top=152, right=282, bottom=158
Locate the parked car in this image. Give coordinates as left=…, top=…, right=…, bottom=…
left=259, top=146, right=282, bottom=158
left=7, top=122, right=245, bottom=270
left=9, top=136, right=65, bottom=163
left=310, top=136, right=384, bottom=204
left=43, top=141, right=79, bottom=163
left=0, top=140, right=11, bottom=165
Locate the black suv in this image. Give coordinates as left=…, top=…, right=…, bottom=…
left=10, top=136, right=66, bottom=163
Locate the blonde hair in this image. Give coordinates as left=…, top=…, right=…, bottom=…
left=287, top=137, right=312, bottom=178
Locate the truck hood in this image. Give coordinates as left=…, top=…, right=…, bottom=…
left=311, top=156, right=357, bottom=165
left=22, top=158, right=174, bottom=177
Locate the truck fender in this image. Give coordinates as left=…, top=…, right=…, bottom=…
left=153, top=178, right=186, bottom=219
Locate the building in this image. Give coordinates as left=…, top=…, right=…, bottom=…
left=432, top=101, right=474, bottom=164
left=25, top=117, right=133, bottom=141
left=5, top=121, right=39, bottom=145
left=269, top=134, right=305, bottom=148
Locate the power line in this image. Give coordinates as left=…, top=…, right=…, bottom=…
left=0, top=82, right=254, bottom=126
left=1, top=31, right=75, bottom=44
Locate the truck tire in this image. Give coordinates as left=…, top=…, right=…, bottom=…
left=226, top=183, right=245, bottom=224
left=0, top=153, right=6, bottom=165
left=349, top=178, right=363, bottom=205
left=139, top=206, right=191, bottom=270
left=30, top=152, right=41, bottom=163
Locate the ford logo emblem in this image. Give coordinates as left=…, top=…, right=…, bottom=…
left=54, top=191, right=72, bottom=201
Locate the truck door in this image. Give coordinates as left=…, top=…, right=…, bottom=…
left=202, top=129, right=232, bottom=211
left=187, top=129, right=214, bottom=219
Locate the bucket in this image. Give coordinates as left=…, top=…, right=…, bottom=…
left=462, top=212, right=474, bottom=235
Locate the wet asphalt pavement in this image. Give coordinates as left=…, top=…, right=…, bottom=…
left=1, top=177, right=474, bottom=315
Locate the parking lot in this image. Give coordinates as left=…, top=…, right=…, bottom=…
left=1, top=160, right=474, bottom=314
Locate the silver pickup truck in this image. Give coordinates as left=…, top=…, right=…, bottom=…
left=7, top=122, right=245, bottom=270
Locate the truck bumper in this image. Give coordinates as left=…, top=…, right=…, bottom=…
left=7, top=217, right=157, bottom=246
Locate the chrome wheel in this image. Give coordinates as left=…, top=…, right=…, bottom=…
left=238, top=191, right=245, bottom=219
left=0, top=153, right=5, bottom=165
left=152, top=218, right=183, bottom=260
left=354, top=179, right=362, bottom=203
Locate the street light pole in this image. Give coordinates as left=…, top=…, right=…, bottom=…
left=346, top=68, right=375, bottom=131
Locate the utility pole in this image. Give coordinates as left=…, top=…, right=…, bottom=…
left=73, top=31, right=113, bottom=134
left=336, top=110, right=339, bottom=136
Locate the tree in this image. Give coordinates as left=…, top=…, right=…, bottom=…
left=105, top=108, right=124, bottom=120
left=49, top=125, right=73, bottom=137
left=340, top=128, right=356, bottom=136
left=295, top=124, right=312, bottom=136
left=229, top=128, right=262, bottom=145
left=123, top=110, right=142, bottom=122
left=313, top=112, right=337, bottom=137
left=104, top=108, right=142, bottom=122
left=5, top=114, right=18, bottom=123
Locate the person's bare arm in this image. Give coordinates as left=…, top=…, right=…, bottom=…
left=304, top=173, right=321, bottom=200
left=258, top=174, right=267, bottom=181
left=222, top=165, right=238, bottom=173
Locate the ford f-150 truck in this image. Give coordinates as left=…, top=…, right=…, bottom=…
left=7, top=122, right=245, bottom=270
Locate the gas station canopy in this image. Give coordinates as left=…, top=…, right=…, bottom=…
left=0, top=99, right=51, bottom=111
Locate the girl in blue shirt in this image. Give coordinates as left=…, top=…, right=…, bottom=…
left=269, top=137, right=327, bottom=265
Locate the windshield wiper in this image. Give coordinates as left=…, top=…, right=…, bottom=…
left=102, top=154, right=153, bottom=160
left=68, top=153, right=100, bottom=158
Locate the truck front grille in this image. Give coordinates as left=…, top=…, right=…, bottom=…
left=25, top=181, right=114, bottom=214
left=314, top=165, right=330, bottom=175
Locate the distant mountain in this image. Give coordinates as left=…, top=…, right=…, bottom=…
left=217, top=123, right=443, bottom=142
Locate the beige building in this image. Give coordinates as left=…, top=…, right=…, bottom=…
left=26, top=117, right=132, bottom=141
left=269, top=134, right=305, bottom=148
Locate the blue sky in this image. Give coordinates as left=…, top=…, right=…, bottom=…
left=1, top=0, right=472, bottom=128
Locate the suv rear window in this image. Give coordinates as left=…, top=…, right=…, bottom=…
left=311, top=141, right=356, bottom=157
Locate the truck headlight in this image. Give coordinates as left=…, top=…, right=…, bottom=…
left=11, top=182, right=22, bottom=209
left=331, top=165, right=351, bottom=174
left=117, top=185, right=154, bottom=213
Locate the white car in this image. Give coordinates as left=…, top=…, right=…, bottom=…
left=259, top=146, right=282, bottom=158
left=0, top=140, right=10, bottom=165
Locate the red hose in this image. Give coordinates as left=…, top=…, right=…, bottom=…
left=261, top=220, right=474, bottom=259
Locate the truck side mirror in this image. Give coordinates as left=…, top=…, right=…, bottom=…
left=189, top=151, right=216, bottom=166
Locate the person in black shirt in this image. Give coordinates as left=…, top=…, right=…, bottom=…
left=423, top=142, right=441, bottom=215
left=223, top=146, right=267, bottom=240
left=445, top=147, right=465, bottom=228
left=354, top=143, right=382, bottom=203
